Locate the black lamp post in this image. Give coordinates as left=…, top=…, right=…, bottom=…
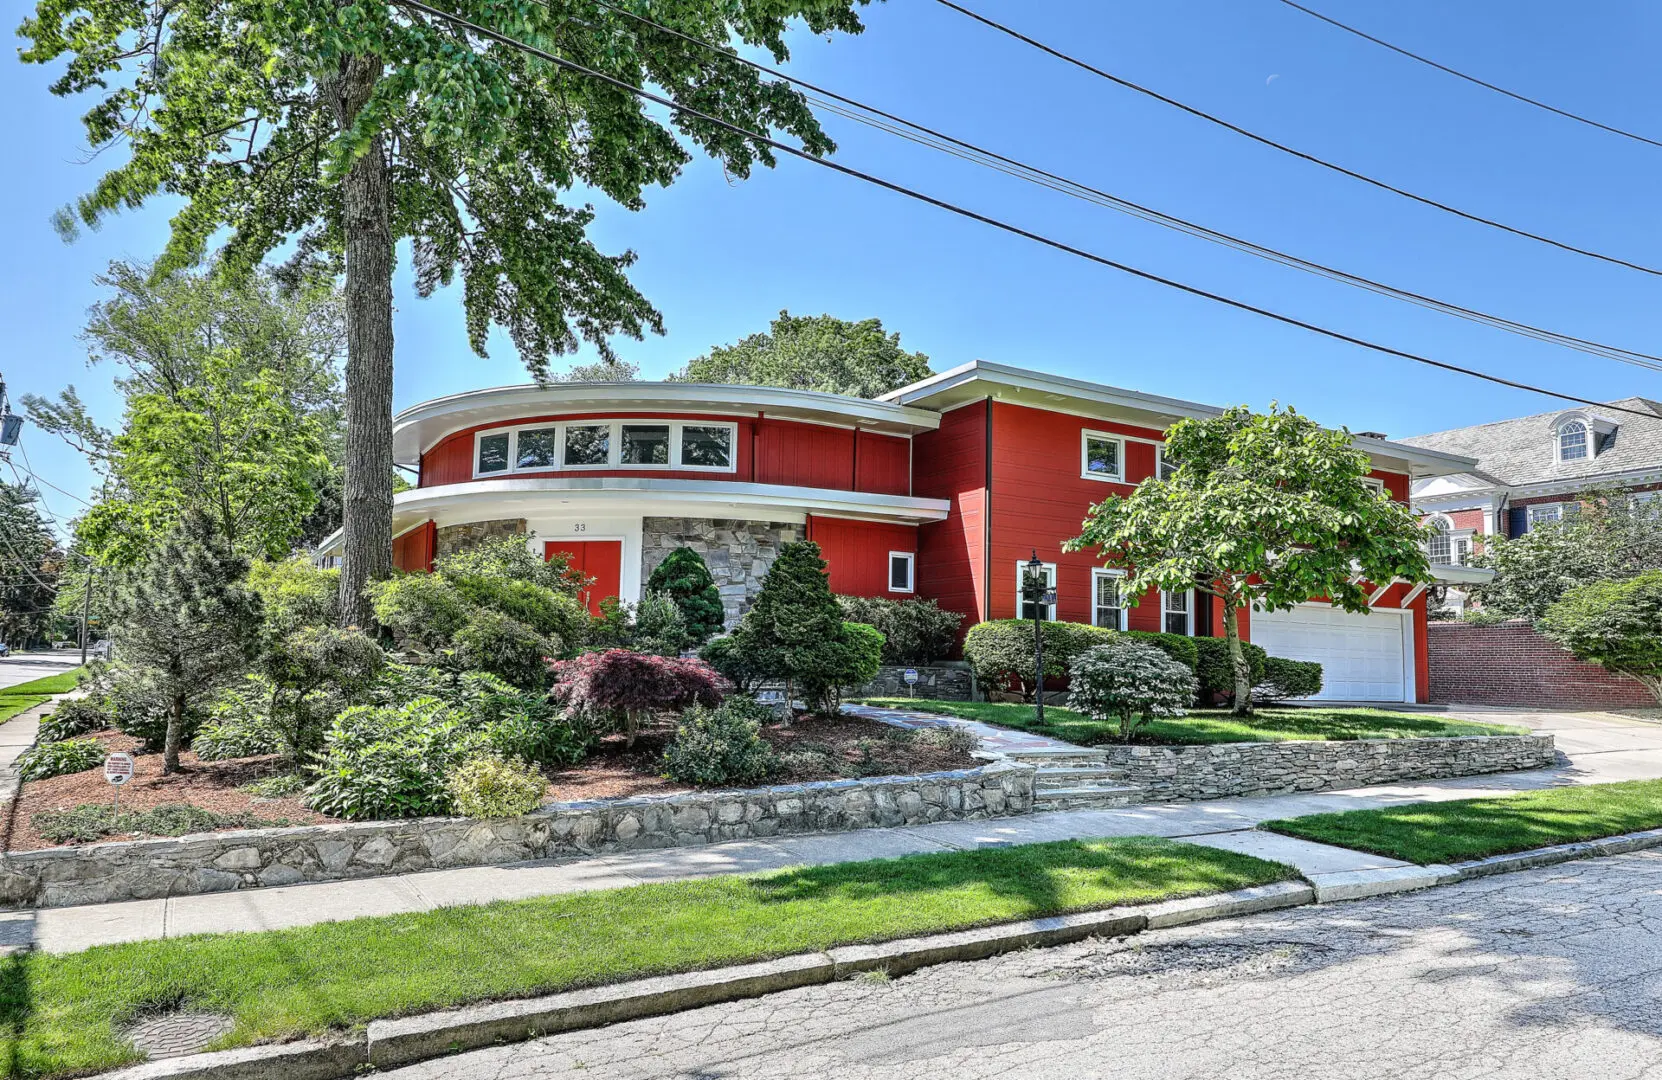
left=1023, top=550, right=1057, bottom=722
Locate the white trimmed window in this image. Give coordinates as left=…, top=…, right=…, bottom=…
left=1426, top=515, right=1453, bottom=565
left=1529, top=503, right=1563, bottom=527
left=1092, top=569, right=1127, bottom=630
left=1155, top=445, right=1177, bottom=481
left=1558, top=421, right=1589, bottom=462
left=1361, top=476, right=1385, bottom=496
left=1081, top=431, right=1124, bottom=482
left=1161, top=589, right=1193, bottom=636
left=888, top=552, right=915, bottom=593
left=1018, top=561, right=1057, bottom=621
left=473, top=420, right=738, bottom=476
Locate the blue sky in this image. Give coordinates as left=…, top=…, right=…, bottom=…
left=6, top=0, right=1661, bottom=536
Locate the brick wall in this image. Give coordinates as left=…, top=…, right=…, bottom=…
left=1428, top=621, right=1655, bottom=708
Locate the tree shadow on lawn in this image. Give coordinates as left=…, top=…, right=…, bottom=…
left=746, top=838, right=1289, bottom=920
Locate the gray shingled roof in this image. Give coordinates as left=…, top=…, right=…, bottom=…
left=1399, top=397, right=1662, bottom=487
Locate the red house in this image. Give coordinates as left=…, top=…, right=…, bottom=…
left=318, top=361, right=1478, bottom=704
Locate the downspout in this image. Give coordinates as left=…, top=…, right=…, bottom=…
left=983, top=398, right=993, bottom=622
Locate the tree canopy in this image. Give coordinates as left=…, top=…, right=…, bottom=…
left=1467, top=492, right=1662, bottom=622
left=1538, top=570, right=1662, bottom=703
left=0, top=482, right=62, bottom=649
left=1069, top=405, right=1432, bottom=713
left=676, top=311, right=931, bottom=398
left=22, top=0, right=875, bottom=624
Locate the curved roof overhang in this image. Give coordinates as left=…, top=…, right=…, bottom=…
left=392, top=382, right=943, bottom=465
left=314, top=476, right=951, bottom=556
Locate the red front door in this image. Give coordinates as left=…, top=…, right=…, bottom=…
left=546, top=540, right=623, bottom=616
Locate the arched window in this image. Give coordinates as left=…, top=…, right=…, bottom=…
left=1426, top=516, right=1452, bottom=565
left=1558, top=420, right=1589, bottom=462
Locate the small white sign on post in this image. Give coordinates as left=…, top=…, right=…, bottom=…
left=903, top=668, right=919, bottom=698
left=104, top=752, right=134, bottom=813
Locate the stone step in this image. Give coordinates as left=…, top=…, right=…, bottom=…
left=1033, top=786, right=1142, bottom=810
left=1004, top=748, right=1111, bottom=766
left=1033, top=767, right=1131, bottom=790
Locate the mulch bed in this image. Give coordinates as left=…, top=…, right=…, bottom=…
left=8, top=715, right=981, bottom=851
left=3, top=731, right=335, bottom=853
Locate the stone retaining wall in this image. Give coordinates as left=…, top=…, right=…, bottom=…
left=0, top=764, right=1034, bottom=909
left=1103, top=734, right=1556, bottom=802
left=853, top=663, right=976, bottom=701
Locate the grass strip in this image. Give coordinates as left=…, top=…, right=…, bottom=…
left=0, top=670, right=84, bottom=698
left=1263, top=779, right=1662, bottom=865
left=0, top=697, right=47, bottom=725
left=0, top=837, right=1293, bottom=1078
left=860, top=699, right=1527, bottom=746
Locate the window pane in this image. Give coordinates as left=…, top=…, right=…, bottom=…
left=621, top=425, right=671, bottom=465
left=1164, top=590, right=1188, bottom=613
left=889, top=554, right=912, bottom=591
left=1084, top=437, right=1119, bottom=476
left=564, top=425, right=610, bottom=466
left=1559, top=422, right=1588, bottom=461
left=681, top=425, right=732, bottom=468
left=516, top=428, right=559, bottom=469
left=477, top=433, right=509, bottom=473
left=1157, top=452, right=1177, bottom=481
left=1165, top=613, right=1189, bottom=636
left=1094, top=575, right=1123, bottom=628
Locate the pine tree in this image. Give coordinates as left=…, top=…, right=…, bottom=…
left=646, top=547, right=726, bottom=646
left=113, top=512, right=264, bottom=772
left=731, top=542, right=844, bottom=717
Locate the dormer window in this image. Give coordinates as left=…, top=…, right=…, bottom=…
left=1558, top=420, right=1588, bottom=462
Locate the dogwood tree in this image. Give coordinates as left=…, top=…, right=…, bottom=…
left=1068, top=405, right=1432, bottom=715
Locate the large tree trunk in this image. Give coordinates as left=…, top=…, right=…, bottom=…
left=1221, top=602, right=1255, bottom=717
left=164, top=694, right=186, bottom=774
left=328, top=49, right=395, bottom=630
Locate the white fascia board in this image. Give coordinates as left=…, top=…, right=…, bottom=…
left=392, top=382, right=941, bottom=463
left=1431, top=564, right=1496, bottom=586
left=1507, top=465, right=1662, bottom=500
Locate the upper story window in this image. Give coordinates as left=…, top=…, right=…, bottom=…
left=474, top=419, right=737, bottom=477
left=1529, top=503, right=1564, bottom=527
left=1082, top=431, right=1124, bottom=482
left=1155, top=445, right=1178, bottom=481
left=1426, top=515, right=1453, bottom=565
left=1362, top=476, right=1385, bottom=496
left=1557, top=420, right=1589, bottom=462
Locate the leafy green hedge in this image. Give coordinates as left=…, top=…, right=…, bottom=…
left=1193, top=637, right=1268, bottom=702
left=961, top=620, right=1197, bottom=701
left=1258, top=657, right=1323, bottom=701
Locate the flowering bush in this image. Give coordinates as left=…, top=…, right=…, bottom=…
left=1067, top=640, right=1198, bottom=743
left=549, top=649, right=726, bottom=746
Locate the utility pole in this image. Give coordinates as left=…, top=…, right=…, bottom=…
left=79, top=559, right=95, bottom=666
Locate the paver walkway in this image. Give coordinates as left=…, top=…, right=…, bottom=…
left=7, top=705, right=1662, bottom=956
left=842, top=702, right=1085, bottom=755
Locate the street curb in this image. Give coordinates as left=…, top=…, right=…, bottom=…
left=1308, top=864, right=1460, bottom=903
left=90, top=881, right=1313, bottom=1079
left=1448, top=827, right=1662, bottom=880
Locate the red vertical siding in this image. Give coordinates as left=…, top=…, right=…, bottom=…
left=854, top=431, right=910, bottom=496
left=392, top=521, right=436, bottom=573
left=753, top=419, right=856, bottom=489
left=987, top=402, right=1168, bottom=624
left=912, top=403, right=989, bottom=635
left=1371, top=469, right=1410, bottom=503
left=421, top=434, right=475, bottom=487
left=807, top=516, right=918, bottom=598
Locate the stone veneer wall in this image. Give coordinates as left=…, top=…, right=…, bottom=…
left=435, top=518, right=527, bottom=558
left=853, top=663, right=976, bottom=702
left=0, top=764, right=1033, bottom=909
left=1103, top=734, right=1555, bottom=803
left=640, top=518, right=802, bottom=626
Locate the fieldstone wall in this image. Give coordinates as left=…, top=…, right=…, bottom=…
left=1104, top=734, right=1556, bottom=803
left=0, top=764, right=1033, bottom=909
left=854, top=663, right=976, bottom=701
left=641, top=518, right=802, bottom=626
left=435, top=518, right=527, bottom=558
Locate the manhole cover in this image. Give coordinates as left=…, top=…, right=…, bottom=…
left=126, top=1013, right=234, bottom=1058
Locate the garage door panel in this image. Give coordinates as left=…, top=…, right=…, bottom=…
left=1251, top=606, right=1408, bottom=702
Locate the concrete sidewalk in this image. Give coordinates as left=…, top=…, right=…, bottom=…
left=11, top=705, right=1662, bottom=956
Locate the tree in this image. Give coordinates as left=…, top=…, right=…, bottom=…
left=676, top=312, right=932, bottom=398
left=24, top=262, right=344, bottom=563
left=1538, top=571, right=1662, bottom=702
left=0, top=482, right=62, bottom=649
left=112, top=512, right=264, bottom=772
left=646, top=547, right=725, bottom=646
left=1467, top=492, right=1662, bottom=621
left=1067, top=639, right=1197, bottom=743
left=730, top=540, right=868, bottom=716
left=1069, top=405, right=1432, bottom=715
left=23, top=0, right=874, bottom=629
left=554, top=359, right=641, bottom=383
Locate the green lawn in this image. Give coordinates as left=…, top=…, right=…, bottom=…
left=0, top=669, right=82, bottom=726
left=859, top=698, right=1528, bottom=746
left=1263, top=780, right=1662, bottom=864
left=0, top=837, right=1292, bottom=1078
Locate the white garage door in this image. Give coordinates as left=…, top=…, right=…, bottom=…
left=1251, top=605, right=1411, bottom=702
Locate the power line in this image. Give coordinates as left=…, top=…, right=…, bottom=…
left=582, top=0, right=1662, bottom=372
left=1275, top=0, right=1662, bottom=151
left=394, top=0, right=1656, bottom=420
left=931, top=0, right=1662, bottom=278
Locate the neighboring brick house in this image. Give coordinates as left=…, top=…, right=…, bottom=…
left=1401, top=397, right=1662, bottom=556
left=318, top=361, right=1482, bottom=703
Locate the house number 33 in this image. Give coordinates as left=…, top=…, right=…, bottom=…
left=572, top=523, right=586, bottom=532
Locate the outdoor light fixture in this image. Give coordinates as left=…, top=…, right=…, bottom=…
left=1022, top=549, right=1055, bottom=723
